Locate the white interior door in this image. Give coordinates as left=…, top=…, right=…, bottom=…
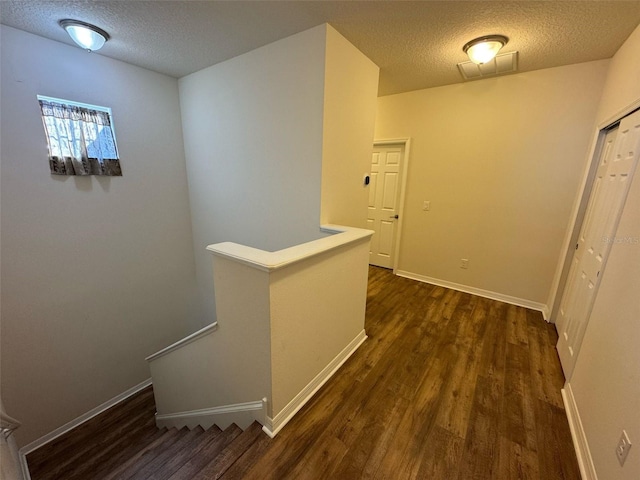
left=368, top=144, right=405, bottom=268
left=556, top=109, right=640, bottom=378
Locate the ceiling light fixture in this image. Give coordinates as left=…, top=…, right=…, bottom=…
left=463, top=35, right=508, bottom=65
left=60, top=19, right=109, bottom=52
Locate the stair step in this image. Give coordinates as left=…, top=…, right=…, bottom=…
left=67, top=413, right=161, bottom=480
left=123, top=426, right=204, bottom=479
left=191, top=422, right=266, bottom=480
left=34, top=400, right=157, bottom=480
left=165, top=424, right=243, bottom=480
left=145, top=425, right=225, bottom=480
left=27, top=387, right=155, bottom=477
left=25, top=387, right=272, bottom=480
left=213, top=425, right=273, bottom=480
left=101, top=427, right=183, bottom=480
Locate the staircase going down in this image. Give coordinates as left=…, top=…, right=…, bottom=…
left=26, top=386, right=270, bottom=480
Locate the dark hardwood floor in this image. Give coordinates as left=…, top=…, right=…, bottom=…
left=27, top=266, right=580, bottom=479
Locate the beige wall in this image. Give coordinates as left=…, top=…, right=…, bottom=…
left=197, top=226, right=371, bottom=434
left=179, top=25, right=328, bottom=323
left=568, top=23, right=640, bottom=480
left=0, top=26, right=199, bottom=446
left=270, top=239, right=370, bottom=415
left=320, top=25, right=380, bottom=228
left=375, top=60, right=609, bottom=308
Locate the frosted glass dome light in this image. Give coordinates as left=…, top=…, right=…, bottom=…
left=463, top=35, right=508, bottom=65
left=60, top=19, right=109, bottom=52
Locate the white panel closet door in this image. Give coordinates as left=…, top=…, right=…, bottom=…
left=556, top=109, right=640, bottom=378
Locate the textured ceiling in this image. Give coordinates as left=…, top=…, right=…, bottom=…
left=2, top=1, right=640, bottom=96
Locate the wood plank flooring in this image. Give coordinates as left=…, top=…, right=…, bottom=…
left=237, top=267, right=580, bottom=479
left=27, top=266, right=580, bottom=479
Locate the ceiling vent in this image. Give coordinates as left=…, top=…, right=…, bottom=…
left=457, top=51, right=518, bottom=81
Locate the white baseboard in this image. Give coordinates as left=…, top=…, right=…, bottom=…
left=263, top=329, right=367, bottom=438
left=18, top=377, right=152, bottom=480
left=562, top=383, right=597, bottom=480
left=395, top=270, right=550, bottom=320
left=155, top=398, right=267, bottom=431
left=540, top=305, right=551, bottom=321
left=19, top=451, right=31, bottom=480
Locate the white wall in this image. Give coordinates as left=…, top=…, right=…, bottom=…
left=150, top=254, right=272, bottom=416
left=0, top=26, right=199, bottom=446
left=320, top=25, right=379, bottom=228
left=375, top=61, right=609, bottom=308
left=596, top=24, right=640, bottom=124
left=179, top=25, right=328, bottom=322
left=568, top=23, right=640, bottom=480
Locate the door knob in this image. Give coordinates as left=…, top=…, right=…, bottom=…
left=390, top=214, right=399, bottom=219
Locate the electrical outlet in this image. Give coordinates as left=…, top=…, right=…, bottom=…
left=460, top=258, right=469, bottom=269
left=423, top=200, right=431, bottom=211
left=616, top=430, right=632, bottom=466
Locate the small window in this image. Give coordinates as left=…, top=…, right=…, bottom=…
left=37, top=95, right=122, bottom=176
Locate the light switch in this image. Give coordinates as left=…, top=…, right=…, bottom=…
left=423, top=201, right=431, bottom=211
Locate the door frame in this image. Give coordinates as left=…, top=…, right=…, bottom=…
left=372, top=138, right=411, bottom=273
left=548, top=98, right=640, bottom=322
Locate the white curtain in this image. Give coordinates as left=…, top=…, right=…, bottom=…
left=39, top=100, right=122, bottom=176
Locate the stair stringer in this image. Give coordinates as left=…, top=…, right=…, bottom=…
left=155, top=398, right=267, bottom=431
